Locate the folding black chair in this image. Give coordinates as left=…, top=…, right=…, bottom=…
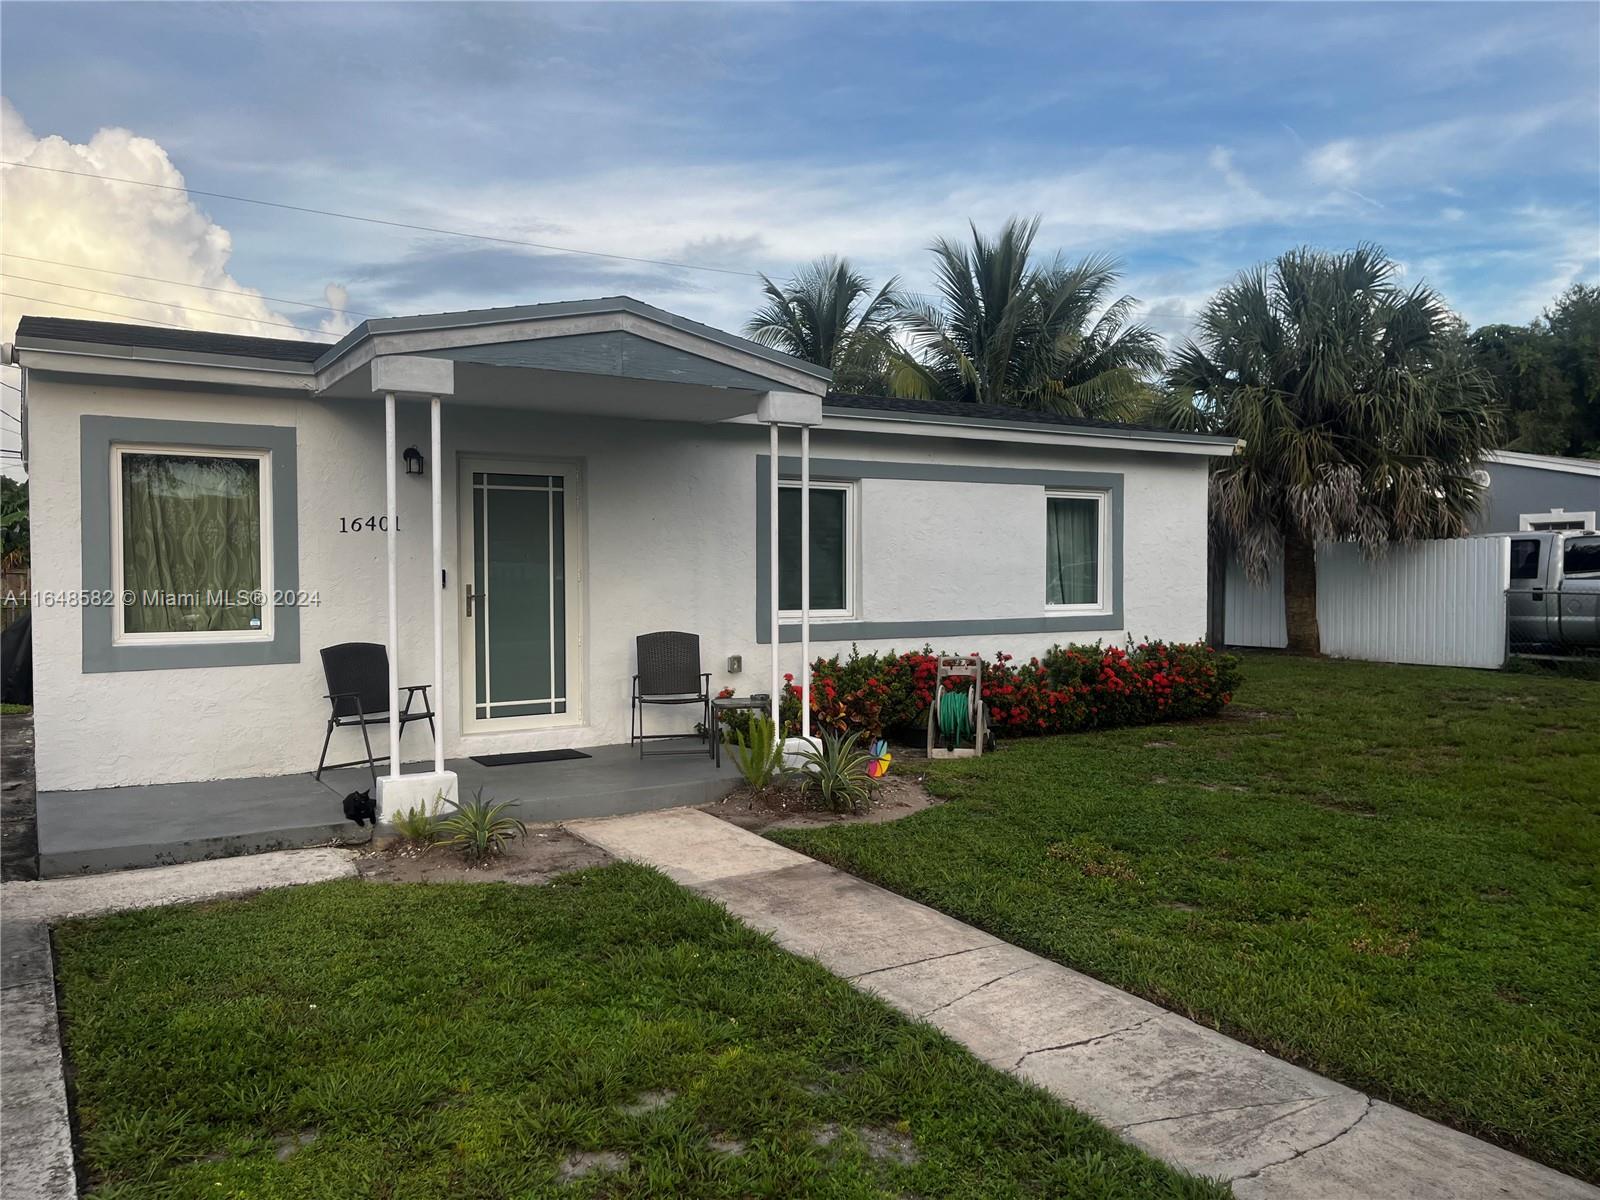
left=631, top=631, right=712, bottom=759
left=314, top=642, right=436, bottom=786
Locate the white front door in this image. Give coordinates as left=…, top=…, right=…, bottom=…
left=458, top=457, right=583, bottom=733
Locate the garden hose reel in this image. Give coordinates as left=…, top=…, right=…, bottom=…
left=927, top=655, right=986, bottom=759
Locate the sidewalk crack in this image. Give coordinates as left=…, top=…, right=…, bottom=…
left=919, top=963, right=1038, bottom=1018
left=1228, top=1096, right=1375, bottom=1184
left=848, top=945, right=986, bottom=982
left=1119, top=1094, right=1330, bottom=1133
left=1012, top=1013, right=1159, bottom=1070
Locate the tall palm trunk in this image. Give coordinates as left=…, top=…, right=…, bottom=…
left=1282, top=530, right=1321, bottom=655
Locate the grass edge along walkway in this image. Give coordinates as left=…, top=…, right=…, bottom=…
left=52, top=865, right=1227, bottom=1200
left=773, top=652, right=1600, bottom=1183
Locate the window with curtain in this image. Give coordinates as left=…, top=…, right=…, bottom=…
left=116, top=449, right=268, bottom=637
left=1046, top=493, right=1103, bottom=608
left=779, top=483, right=849, bottom=613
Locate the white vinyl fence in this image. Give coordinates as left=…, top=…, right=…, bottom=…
left=1224, top=537, right=1511, bottom=669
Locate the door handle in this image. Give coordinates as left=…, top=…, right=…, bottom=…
left=1530, top=590, right=1544, bottom=601
left=466, top=585, right=484, bottom=617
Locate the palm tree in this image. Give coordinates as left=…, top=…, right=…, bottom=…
left=1161, top=245, right=1500, bottom=654
left=744, top=257, right=902, bottom=395
left=894, top=216, right=1164, bottom=420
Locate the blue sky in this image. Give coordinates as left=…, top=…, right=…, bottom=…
left=1, top=1, right=1597, bottom=349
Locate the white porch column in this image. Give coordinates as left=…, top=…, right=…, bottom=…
left=369, top=355, right=459, bottom=821
left=756, top=391, right=823, bottom=755
left=430, top=393, right=444, bottom=775
left=800, top=423, right=811, bottom=740
left=768, top=419, right=780, bottom=728
left=384, top=391, right=401, bottom=777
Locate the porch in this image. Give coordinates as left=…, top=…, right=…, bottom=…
left=35, top=743, right=737, bottom=877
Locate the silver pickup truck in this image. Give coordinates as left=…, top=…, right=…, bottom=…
left=1508, top=530, right=1600, bottom=651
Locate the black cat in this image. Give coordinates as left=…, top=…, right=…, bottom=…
left=342, top=788, right=377, bottom=828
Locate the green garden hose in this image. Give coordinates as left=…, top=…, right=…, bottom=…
left=937, top=687, right=974, bottom=748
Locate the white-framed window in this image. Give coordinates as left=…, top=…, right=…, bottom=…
left=1521, top=508, right=1596, bottom=532
left=778, top=479, right=854, bottom=618
left=110, top=444, right=274, bottom=645
left=1045, top=489, right=1110, bottom=612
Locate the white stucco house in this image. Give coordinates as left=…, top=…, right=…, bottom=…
left=8, top=298, right=1236, bottom=813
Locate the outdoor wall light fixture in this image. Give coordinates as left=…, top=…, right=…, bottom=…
left=403, top=445, right=425, bottom=477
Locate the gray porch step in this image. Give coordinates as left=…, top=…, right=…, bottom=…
left=37, top=742, right=737, bottom=877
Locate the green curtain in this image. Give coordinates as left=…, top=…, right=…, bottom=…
left=121, top=453, right=262, bottom=633
left=1047, top=496, right=1099, bottom=606
left=779, top=487, right=846, bottom=611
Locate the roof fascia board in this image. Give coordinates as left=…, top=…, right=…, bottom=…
left=811, top=409, right=1240, bottom=456
left=14, top=336, right=316, bottom=376
left=14, top=344, right=318, bottom=392
left=1484, top=449, right=1600, bottom=478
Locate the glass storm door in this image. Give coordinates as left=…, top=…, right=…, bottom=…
left=463, top=461, right=579, bottom=728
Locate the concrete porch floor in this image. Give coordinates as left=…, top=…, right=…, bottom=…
left=36, top=741, right=737, bottom=877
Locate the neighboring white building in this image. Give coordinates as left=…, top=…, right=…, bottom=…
left=9, top=298, right=1236, bottom=795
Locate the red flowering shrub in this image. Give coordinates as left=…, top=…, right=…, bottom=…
left=803, top=640, right=1241, bottom=741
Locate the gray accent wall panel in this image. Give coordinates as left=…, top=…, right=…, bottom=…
left=1471, top=462, right=1600, bottom=533
left=755, top=455, right=1124, bottom=644
left=80, top=415, right=300, bottom=672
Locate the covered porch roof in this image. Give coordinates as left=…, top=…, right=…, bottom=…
left=312, top=295, right=830, bottom=421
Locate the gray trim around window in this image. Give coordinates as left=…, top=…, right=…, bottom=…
left=755, top=455, right=1122, bottom=644
left=80, top=415, right=300, bottom=672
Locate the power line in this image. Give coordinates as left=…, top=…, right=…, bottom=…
left=0, top=272, right=339, bottom=338
left=0, top=252, right=375, bottom=317
left=2, top=159, right=765, bottom=280
left=4, top=289, right=238, bottom=332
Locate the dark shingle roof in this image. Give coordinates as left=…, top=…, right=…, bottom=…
left=824, top=392, right=1184, bottom=437
left=13, top=316, right=326, bottom=363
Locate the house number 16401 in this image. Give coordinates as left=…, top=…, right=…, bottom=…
left=338, top=515, right=401, bottom=532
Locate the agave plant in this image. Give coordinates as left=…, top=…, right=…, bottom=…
left=730, top=714, right=784, bottom=790
left=796, top=730, right=874, bottom=814
left=436, top=787, right=527, bottom=862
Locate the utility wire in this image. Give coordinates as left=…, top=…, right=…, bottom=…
left=0, top=272, right=340, bottom=338
left=3, top=289, right=283, bottom=333
left=0, top=252, right=375, bottom=317
left=1, top=160, right=766, bottom=280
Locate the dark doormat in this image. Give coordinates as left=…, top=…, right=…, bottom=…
left=471, top=749, right=593, bottom=767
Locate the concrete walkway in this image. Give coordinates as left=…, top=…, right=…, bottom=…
left=567, top=808, right=1597, bottom=1200
left=1, top=849, right=358, bottom=1200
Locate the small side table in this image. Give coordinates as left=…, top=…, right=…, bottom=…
left=711, top=695, right=771, bottom=768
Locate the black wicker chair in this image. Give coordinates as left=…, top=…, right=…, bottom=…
left=631, top=631, right=712, bottom=759
left=315, top=642, right=436, bottom=786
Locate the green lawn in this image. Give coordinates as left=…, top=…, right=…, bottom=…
left=54, top=866, right=1226, bottom=1200
left=776, top=653, right=1600, bottom=1182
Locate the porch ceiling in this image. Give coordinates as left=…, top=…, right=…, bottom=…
left=326, top=357, right=770, bottom=422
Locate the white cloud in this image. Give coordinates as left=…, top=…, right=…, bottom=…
left=1302, top=103, right=1588, bottom=191
left=0, top=98, right=338, bottom=345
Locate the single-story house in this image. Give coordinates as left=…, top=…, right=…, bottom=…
left=7, top=298, right=1237, bottom=812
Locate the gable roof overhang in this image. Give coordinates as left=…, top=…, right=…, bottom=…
left=310, top=296, right=828, bottom=422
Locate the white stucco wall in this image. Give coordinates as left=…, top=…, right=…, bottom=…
left=27, top=374, right=1213, bottom=791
